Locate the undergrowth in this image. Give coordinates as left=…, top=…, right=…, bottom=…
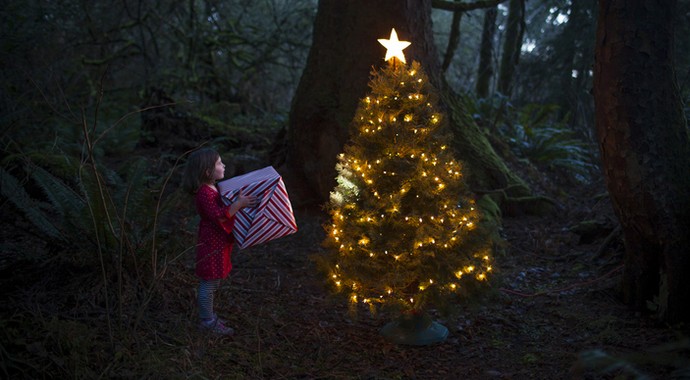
left=469, top=93, right=597, bottom=186
left=0, top=88, right=196, bottom=378
left=1, top=87, right=686, bottom=379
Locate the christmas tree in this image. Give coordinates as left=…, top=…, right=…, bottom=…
left=322, top=29, right=493, bottom=319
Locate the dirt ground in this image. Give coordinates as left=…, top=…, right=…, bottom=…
left=189, top=192, right=685, bottom=379
left=1, top=172, right=688, bottom=379
left=150, top=172, right=685, bottom=379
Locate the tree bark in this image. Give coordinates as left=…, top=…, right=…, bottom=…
left=496, top=0, right=524, bottom=97
left=476, top=7, right=497, bottom=98
left=276, top=0, right=440, bottom=206
left=594, top=0, right=690, bottom=323
left=555, top=0, right=596, bottom=127
left=276, top=0, right=529, bottom=207
left=441, top=9, right=463, bottom=73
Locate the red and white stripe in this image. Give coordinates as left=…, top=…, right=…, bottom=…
left=218, top=166, right=298, bottom=249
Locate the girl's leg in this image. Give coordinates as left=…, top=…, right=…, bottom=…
left=197, top=278, right=221, bottom=320
left=197, top=279, right=234, bottom=335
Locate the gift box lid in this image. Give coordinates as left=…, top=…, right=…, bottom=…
left=218, top=166, right=281, bottom=193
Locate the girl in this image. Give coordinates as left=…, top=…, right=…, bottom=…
left=182, top=147, right=257, bottom=335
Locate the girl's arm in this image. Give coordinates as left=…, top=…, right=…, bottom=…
left=225, top=190, right=256, bottom=217
left=198, top=187, right=256, bottom=219
left=219, top=190, right=257, bottom=234
left=196, top=187, right=257, bottom=233
left=195, top=188, right=231, bottom=230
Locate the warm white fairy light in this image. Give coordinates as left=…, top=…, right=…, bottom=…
left=323, top=34, right=492, bottom=314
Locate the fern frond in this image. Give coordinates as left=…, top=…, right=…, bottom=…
left=28, top=164, right=85, bottom=217
left=0, top=167, right=64, bottom=240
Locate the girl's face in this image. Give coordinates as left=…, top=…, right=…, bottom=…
left=210, top=157, right=225, bottom=182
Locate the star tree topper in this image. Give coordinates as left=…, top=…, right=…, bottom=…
left=378, top=28, right=411, bottom=63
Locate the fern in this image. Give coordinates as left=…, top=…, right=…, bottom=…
left=574, top=339, right=690, bottom=379
left=73, top=153, right=179, bottom=269
left=29, top=164, right=85, bottom=219
left=470, top=94, right=596, bottom=184
left=0, top=167, right=63, bottom=240
left=111, top=157, right=156, bottom=251
left=514, top=124, right=595, bottom=179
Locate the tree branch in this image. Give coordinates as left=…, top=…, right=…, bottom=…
left=432, top=0, right=509, bottom=12
left=441, top=11, right=463, bottom=72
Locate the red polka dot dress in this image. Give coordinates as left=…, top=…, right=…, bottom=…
left=195, top=185, right=236, bottom=280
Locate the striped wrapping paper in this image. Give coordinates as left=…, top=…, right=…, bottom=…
left=217, top=166, right=298, bottom=249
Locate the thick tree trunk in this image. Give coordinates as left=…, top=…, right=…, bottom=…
left=277, top=0, right=440, bottom=205
left=276, top=0, right=529, bottom=207
left=594, top=0, right=690, bottom=323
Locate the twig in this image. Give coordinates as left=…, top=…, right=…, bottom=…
left=150, top=143, right=208, bottom=276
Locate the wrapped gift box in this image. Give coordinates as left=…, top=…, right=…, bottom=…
left=217, top=166, right=297, bottom=249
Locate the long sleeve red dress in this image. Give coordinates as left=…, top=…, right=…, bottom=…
left=195, top=185, right=236, bottom=280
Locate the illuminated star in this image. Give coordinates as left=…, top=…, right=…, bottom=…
left=378, top=28, right=411, bottom=63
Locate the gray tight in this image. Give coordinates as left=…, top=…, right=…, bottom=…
left=197, top=279, right=221, bottom=320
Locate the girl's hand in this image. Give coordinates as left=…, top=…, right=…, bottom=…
left=237, top=189, right=258, bottom=208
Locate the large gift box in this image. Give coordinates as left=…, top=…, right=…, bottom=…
left=217, top=166, right=298, bottom=249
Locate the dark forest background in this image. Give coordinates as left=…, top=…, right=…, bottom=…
left=1, top=1, right=690, bottom=378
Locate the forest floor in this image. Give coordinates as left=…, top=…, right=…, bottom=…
left=2, top=159, right=689, bottom=379
left=167, top=185, right=686, bottom=380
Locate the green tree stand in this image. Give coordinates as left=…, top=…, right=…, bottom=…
left=380, top=312, right=448, bottom=346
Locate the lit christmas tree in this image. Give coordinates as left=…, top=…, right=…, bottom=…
left=322, top=30, right=493, bottom=342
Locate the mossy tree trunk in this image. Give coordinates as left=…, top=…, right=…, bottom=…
left=594, top=0, right=690, bottom=323
left=276, top=0, right=529, bottom=207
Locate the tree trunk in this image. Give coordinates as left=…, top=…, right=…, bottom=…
left=594, top=0, right=690, bottom=323
left=496, top=0, right=524, bottom=96
left=555, top=0, right=596, bottom=128
left=275, top=0, right=440, bottom=205
left=556, top=1, right=580, bottom=117
left=276, top=0, right=529, bottom=207
left=441, top=10, right=463, bottom=72
left=476, top=7, right=497, bottom=98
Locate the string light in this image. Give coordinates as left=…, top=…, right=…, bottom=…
left=323, top=46, right=492, bottom=316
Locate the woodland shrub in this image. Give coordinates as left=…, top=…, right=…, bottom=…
left=470, top=93, right=597, bottom=185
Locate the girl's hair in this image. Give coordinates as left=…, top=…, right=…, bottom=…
left=182, top=148, right=220, bottom=194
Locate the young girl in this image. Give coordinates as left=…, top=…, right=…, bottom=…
left=182, top=147, right=257, bottom=335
